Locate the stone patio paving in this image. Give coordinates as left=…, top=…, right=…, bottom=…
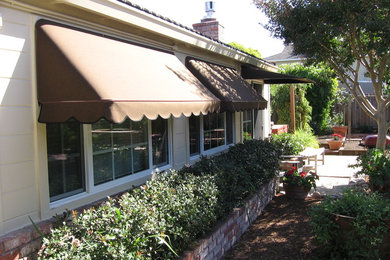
left=309, top=155, right=364, bottom=197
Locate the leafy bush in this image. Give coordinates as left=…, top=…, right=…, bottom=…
left=309, top=189, right=390, bottom=259
left=350, top=148, right=390, bottom=192
left=39, top=140, right=280, bottom=259
left=181, top=139, right=280, bottom=216
left=39, top=172, right=218, bottom=259
left=270, top=130, right=318, bottom=156
left=270, top=133, right=304, bottom=155
left=293, top=128, right=319, bottom=149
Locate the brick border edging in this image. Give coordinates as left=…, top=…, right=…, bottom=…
left=0, top=178, right=276, bottom=260
left=180, top=178, right=276, bottom=260
left=0, top=219, right=52, bottom=260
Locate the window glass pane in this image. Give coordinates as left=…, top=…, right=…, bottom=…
left=152, top=117, right=169, bottom=167
left=226, top=112, right=234, bottom=144
left=189, top=115, right=200, bottom=156
left=46, top=121, right=84, bottom=201
left=243, top=110, right=253, bottom=140
left=203, top=113, right=225, bottom=151
left=92, top=118, right=149, bottom=185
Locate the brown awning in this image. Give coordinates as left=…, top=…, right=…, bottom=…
left=185, top=58, right=268, bottom=112
left=241, top=65, right=315, bottom=84
left=36, top=20, right=220, bottom=123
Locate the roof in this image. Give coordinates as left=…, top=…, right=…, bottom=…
left=117, top=0, right=271, bottom=64
left=264, top=45, right=306, bottom=62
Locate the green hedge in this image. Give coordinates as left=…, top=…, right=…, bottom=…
left=38, top=139, right=280, bottom=259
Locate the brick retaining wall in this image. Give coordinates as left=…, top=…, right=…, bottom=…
left=0, top=178, right=276, bottom=260
left=180, top=178, right=276, bottom=260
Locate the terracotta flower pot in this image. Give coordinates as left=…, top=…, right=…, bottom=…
left=283, top=183, right=310, bottom=200
left=327, top=139, right=343, bottom=150
left=333, top=126, right=348, bottom=137
left=332, top=213, right=390, bottom=258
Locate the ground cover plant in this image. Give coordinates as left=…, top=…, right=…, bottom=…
left=309, top=188, right=390, bottom=259
left=38, top=139, right=280, bottom=259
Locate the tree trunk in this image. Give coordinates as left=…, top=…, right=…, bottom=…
left=376, top=105, right=388, bottom=149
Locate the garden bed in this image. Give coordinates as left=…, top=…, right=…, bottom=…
left=224, top=194, right=323, bottom=259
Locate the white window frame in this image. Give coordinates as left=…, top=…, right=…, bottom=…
left=189, top=112, right=235, bottom=161
left=242, top=109, right=255, bottom=141
left=39, top=117, right=172, bottom=217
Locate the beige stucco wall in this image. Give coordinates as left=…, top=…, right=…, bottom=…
left=0, top=6, right=39, bottom=235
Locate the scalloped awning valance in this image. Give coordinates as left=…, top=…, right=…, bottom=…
left=36, top=20, right=220, bottom=123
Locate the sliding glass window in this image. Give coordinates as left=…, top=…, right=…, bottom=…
left=91, top=118, right=149, bottom=185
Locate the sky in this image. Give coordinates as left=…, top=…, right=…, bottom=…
left=128, top=0, right=285, bottom=58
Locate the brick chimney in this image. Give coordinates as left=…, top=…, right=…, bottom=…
left=192, top=1, right=224, bottom=41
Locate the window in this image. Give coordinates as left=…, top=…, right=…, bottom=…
left=152, top=117, right=169, bottom=167
left=46, top=121, right=84, bottom=202
left=46, top=117, right=170, bottom=201
left=203, top=113, right=225, bottom=151
left=92, top=118, right=149, bottom=185
left=189, top=112, right=234, bottom=155
left=189, top=115, right=201, bottom=156
left=243, top=110, right=253, bottom=140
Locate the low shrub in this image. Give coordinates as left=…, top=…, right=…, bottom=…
left=270, top=130, right=319, bottom=156
left=181, top=139, right=280, bottom=216
left=350, top=148, right=390, bottom=192
left=293, top=129, right=319, bottom=149
left=39, top=172, right=218, bottom=259
left=309, top=189, right=390, bottom=259
left=39, top=139, right=280, bottom=259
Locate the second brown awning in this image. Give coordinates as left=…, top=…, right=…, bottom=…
left=185, top=58, right=268, bottom=112
left=36, top=20, right=220, bottom=123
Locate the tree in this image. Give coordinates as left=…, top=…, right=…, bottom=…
left=228, top=42, right=262, bottom=58
left=256, top=0, right=390, bottom=148
left=279, top=64, right=338, bottom=135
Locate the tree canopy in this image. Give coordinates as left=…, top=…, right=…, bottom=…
left=228, top=42, right=262, bottom=58
left=256, top=0, right=390, bottom=148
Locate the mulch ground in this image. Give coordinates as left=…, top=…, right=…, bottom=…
left=223, top=194, right=323, bottom=260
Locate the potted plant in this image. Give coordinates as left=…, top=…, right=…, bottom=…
left=327, top=133, right=344, bottom=150
left=282, top=167, right=319, bottom=200
left=309, top=188, right=390, bottom=259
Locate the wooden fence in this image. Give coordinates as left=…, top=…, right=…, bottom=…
left=342, top=95, right=390, bottom=133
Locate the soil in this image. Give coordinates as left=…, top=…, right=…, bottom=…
left=223, top=194, right=323, bottom=260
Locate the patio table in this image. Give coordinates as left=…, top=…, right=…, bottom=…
left=299, top=147, right=325, bottom=174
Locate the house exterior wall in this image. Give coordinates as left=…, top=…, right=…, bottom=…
left=0, top=6, right=39, bottom=235
left=0, top=0, right=274, bottom=245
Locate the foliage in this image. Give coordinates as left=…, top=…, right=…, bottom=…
left=256, top=0, right=390, bottom=148
left=350, top=148, right=390, bottom=192
left=293, top=128, right=319, bottom=149
left=271, top=84, right=312, bottom=131
left=228, top=42, right=261, bottom=58
left=39, top=140, right=280, bottom=259
left=331, top=133, right=343, bottom=141
left=278, top=64, right=338, bottom=135
left=181, top=139, right=280, bottom=215
left=39, top=171, right=218, bottom=259
left=309, top=189, right=390, bottom=259
left=282, top=167, right=318, bottom=190
left=270, top=130, right=318, bottom=155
